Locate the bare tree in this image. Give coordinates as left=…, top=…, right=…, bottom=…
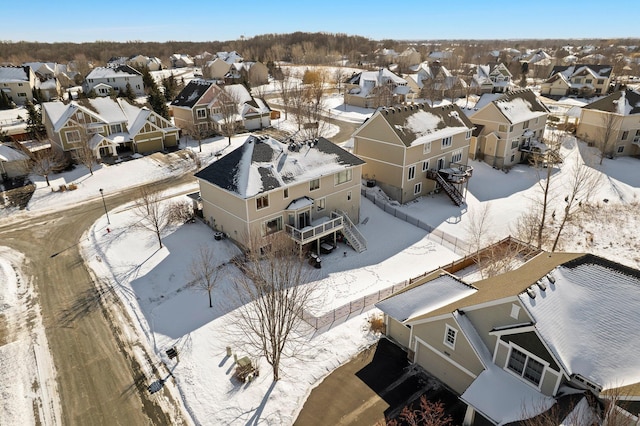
left=29, top=144, right=67, bottom=187
left=184, top=120, right=211, bottom=153
left=598, top=112, right=622, bottom=165
left=188, top=245, right=224, bottom=308
left=72, top=129, right=97, bottom=176
left=230, top=233, right=318, bottom=381
left=387, top=396, right=453, bottom=426
left=133, top=186, right=170, bottom=249
left=550, top=153, right=601, bottom=251
left=218, top=90, right=241, bottom=146
left=275, top=69, right=293, bottom=120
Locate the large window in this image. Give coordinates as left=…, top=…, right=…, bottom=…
left=256, top=195, right=269, bottom=210
left=443, top=325, right=457, bottom=349
left=423, top=141, right=432, bottom=154
left=263, top=216, right=282, bottom=235
left=408, top=165, right=416, bottom=180
left=507, top=347, right=544, bottom=386
left=414, top=182, right=422, bottom=195
left=422, top=160, right=429, bottom=172
left=334, top=169, right=352, bottom=185
left=511, top=139, right=520, bottom=149
left=309, top=178, right=320, bottom=191
left=451, top=150, right=462, bottom=164
left=622, top=131, right=629, bottom=140
left=196, top=108, right=207, bottom=119
left=442, top=136, right=452, bottom=148
left=110, top=123, right=123, bottom=133
left=316, top=198, right=326, bottom=211
left=65, top=130, right=81, bottom=143
left=465, top=130, right=472, bottom=140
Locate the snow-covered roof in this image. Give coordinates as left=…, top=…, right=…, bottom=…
left=583, top=89, right=640, bottom=115
left=195, top=135, right=365, bottom=198
left=346, top=68, right=408, bottom=98
left=0, top=66, right=29, bottom=83
left=373, top=103, right=474, bottom=148
left=224, top=84, right=252, bottom=105
left=86, top=65, right=141, bottom=79
left=492, top=90, right=549, bottom=124
left=376, top=274, right=476, bottom=322
left=519, top=255, right=640, bottom=391
left=0, top=143, right=28, bottom=162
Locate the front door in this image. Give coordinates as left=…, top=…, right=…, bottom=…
left=298, top=210, right=310, bottom=228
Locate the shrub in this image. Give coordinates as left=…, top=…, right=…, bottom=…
left=368, top=313, right=385, bottom=334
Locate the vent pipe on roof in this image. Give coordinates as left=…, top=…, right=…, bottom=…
left=526, top=288, right=537, bottom=299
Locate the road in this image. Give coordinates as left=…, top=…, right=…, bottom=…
left=0, top=173, right=196, bottom=425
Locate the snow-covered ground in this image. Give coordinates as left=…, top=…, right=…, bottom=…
left=2, top=110, right=640, bottom=424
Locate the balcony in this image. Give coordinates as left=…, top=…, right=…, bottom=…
left=426, top=163, right=473, bottom=184
left=285, top=215, right=344, bottom=245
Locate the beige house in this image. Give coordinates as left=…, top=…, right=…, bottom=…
left=83, top=65, right=145, bottom=97
left=42, top=97, right=178, bottom=159
left=467, top=89, right=549, bottom=169
left=377, top=252, right=640, bottom=425
left=576, top=89, right=640, bottom=158
left=0, top=143, right=29, bottom=181
left=0, top=66, right=37, bottom=105
left=203, top=58, right=232, bottom=80
left=344, top=68, right=411, bottom=108
left=471, top=63, right=512, bottom=94
left=225, top=61, right=269, bottom=86
left=194, top=135, right=366, bottom=252
left=540, top=64, right=613, bottom=97
left=405, top=62, right=467, bottom=101
left=353, top=103, right=474, bottom=205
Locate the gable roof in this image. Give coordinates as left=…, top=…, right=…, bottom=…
left=372, top=103, right=474, bottom=147
left=0, top=66, right=30, bottom=83
left=0, top=143, right=28, bottom=162
left=583, top=89, right=640, bottom=115
left=194, top=135, right=364, bottom=198
left=549, top=64, right=612, bottom=80
left=170, top=80, right=215, bottom=108
left=519, top=254, right=640, bottom=392
left=490, top=89, right=549, bottom=124
left=86, top=65, right=142, bottom=79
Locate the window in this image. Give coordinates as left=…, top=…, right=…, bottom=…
left=414, top=182, right=422, bottom=195
left=423, top=141, right=431, bottom=154
left=408, top=165, right=416, bottom=180
left=17, top=92, right=27, bottom=97
left=263, top=216, right=282, bottom=235
left=465, top=130, right=472, bottom=140
left=334, top=169, right=352, bottom=185
left=617, top=146, right=624, bottom=153
left=511, top=139, right=520, bottom=149
left=622, top=131, right=629, bottom=140
left=585, top=79, right=592, bottom=84
left=17, top=83, right=23, bottom=87
left=498, top=124, right=508, bottom=132
left=451, top=150, right=462, bottom=164
left=316, top=198, right=326, bottom=211
left=309, top=179, right=320, bottom=191
left=510, top=304, right=521, bottom=320
left=283, top=188, right=289, bottom=199
left=442, top=136, right=452, bottom=148
left=196, top=108, right=207, bottom=119
left=65, top=130, right=80, bottom=143
left=522, top=120, right=529, bottom=129
left=256, top=195, right=269, bottom=210
left=110, top=123, right=122, bottom=133
left=444, top=325, right=457, bottom=349
left=507, top=347, right=544, bottom=386
left=422, top=160, right=429, bottom=172
left=597, top=79, right=605, bottom=85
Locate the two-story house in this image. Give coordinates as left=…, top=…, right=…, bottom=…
left=0, top=66, right=36, bottom=106
left=344, top=68, right=411, bottom=108
left=472, top=63, right=512, bottom=94
left=576, top=89, right=640, bottom=158
left=194, top=135, right=366, bottom=252
left=83, top=65, right=145, bottom=97
left=467, top=89, right=549, bottom=169
left=540, top=64, right=613, bottom=97
left=405, top=61, right=467, bottom=101
left=225, top=61, right=269, bottom=86
left=353, top=103, right=474, bottom=205
left=377, top=252, right=640, bottom=425
left=42, top=97, right=178, bottom=159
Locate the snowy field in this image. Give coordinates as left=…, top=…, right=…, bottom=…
left=2, top=115, right=640, bottom=424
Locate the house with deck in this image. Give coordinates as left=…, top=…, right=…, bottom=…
left=352, top=103, right=474, bottom=206
left=194, top=135, right=366, bottom=252
left=377, top=252, right=640, bottom=425
left=576, top=89, right=640, bottom=158
left=466, top=89, right=550, bottom=169
left=42, top=97, right=178, bottom=159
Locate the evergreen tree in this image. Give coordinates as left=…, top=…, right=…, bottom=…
left=124, top=82, right=136, bottom=101
left=0, top=91, right=14, bottom=110
left=148, top=87, right=169, bottom=120
left=25, top=101, right=46, bottom=139
left=162, top=74, right=179, bottom=102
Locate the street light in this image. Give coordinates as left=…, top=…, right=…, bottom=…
left=99, top=188, right=110, bottom=224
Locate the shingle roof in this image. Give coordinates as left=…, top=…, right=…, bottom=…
left=549, top=64, right=612, bottom=79
left=583, top=89, right=640, bottom=115
left=374, top=103, right=474, bottom=147
left=170, top=80, right=214, bottom=108
left=195, top=135, right=365, bottom=198
left=491, top=89, right=549, bottom=124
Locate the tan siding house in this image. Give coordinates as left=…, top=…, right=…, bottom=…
left=353, top=103, right=474, bottom=205
left=195, top=135, right=365, bottom=252
left=376, top=252, right=640, bottom=425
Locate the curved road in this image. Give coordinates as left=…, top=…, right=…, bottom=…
left=0, top=174, right=195, bottom=425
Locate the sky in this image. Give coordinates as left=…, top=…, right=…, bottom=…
left=2, top=0, right=639, bottom=43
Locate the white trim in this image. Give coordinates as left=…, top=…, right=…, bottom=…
left=414, top=336, right=477, bottom=379
left=504, top=342, right=549, bottom=391
left=444, top=324, right=457, bottom=350
left=488, top=324, right=536, bottom=337
left=493, top=339, right=509, bottom=364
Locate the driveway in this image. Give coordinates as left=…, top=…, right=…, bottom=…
left=294, top=338, right=467, bottom=425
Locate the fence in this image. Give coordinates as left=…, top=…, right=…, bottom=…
left=360, top=189, right=470, bottom=255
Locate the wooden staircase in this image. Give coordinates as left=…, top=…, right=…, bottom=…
left=427, top=170, right=465, bottom=206
left=333, top=211, right=367, bottom=252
